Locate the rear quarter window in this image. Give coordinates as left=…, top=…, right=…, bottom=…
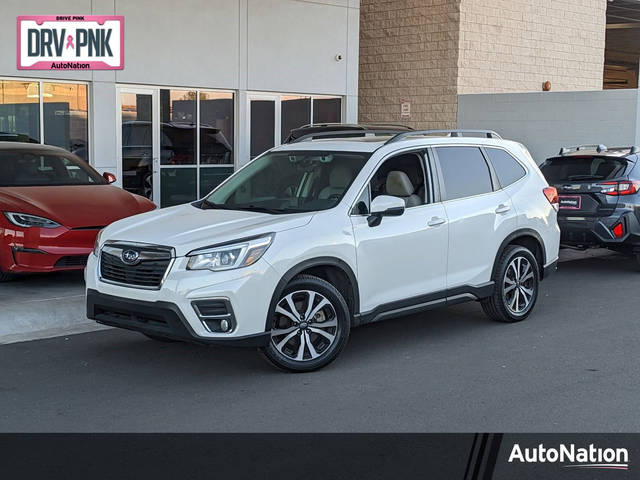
left=485, top=147, right=526, bottom=188
left=435, top=146, right=493, bottom=201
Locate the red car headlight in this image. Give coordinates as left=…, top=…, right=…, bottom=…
left=4, top=212, right=62, bottom=229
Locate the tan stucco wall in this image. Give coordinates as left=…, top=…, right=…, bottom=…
left=457, top=0, right=606, bottom=94
left=359, top=0, right=607, bottom=128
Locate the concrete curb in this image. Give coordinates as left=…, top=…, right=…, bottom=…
left=0, top=292, right=109, bottom=345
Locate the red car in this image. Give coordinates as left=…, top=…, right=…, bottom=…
left=0, top=142, right=156, bottom=281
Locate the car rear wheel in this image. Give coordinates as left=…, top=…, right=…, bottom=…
left=261, top=275, right=350, bottom=372
left=482, top=245, right=540, bottom=323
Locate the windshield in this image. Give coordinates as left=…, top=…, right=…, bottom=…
left=540, top=156, right=628, bottom=183
left=202, top=150, right=371, bottom=213
left=0, top=150, right=106, bottom=187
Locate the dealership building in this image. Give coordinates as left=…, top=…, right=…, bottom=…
left=1, top=0, right=638, bottom=206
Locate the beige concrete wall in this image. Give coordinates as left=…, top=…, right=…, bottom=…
left=359, top=0, right=461, bottom=129
left=457, top=0, right=606, bottom=94
left=359, top=0, right=607, bottom=129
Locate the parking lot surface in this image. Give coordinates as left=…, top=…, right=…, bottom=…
left=1, top=250, right=638, bottom=432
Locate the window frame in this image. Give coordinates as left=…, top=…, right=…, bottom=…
left=0, top=76, right=90, bottom=163
left=349, top=148, right=433, bottom=216
left=481, top=145, right=529, bottom=190
left=430, top=144, right=501, bottom=202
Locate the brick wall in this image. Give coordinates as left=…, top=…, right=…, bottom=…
left=359, top=0, right=461, bottom=129
left=359, top=0, right=607, bottom=129
left=457, top=0, right=606, bottom=94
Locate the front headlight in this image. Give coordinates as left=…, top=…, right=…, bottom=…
left=93, top=229, right=104, bottom=257
left=4, top=212, right=61, bottom=229
left=187, top=233, right=274, bottom=272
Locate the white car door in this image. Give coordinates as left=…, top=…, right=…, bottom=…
left=351, top=151, right=449, bottom=313
left=433, top=145, right=518, bottom=289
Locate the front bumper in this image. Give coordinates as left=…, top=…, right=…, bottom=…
left=0, top=223, right=97, bottom=273
left=85, top=251, right=280, bottom=343
left=87, top=289, right=270, bottom=347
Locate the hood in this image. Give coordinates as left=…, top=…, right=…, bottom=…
left=0, top=185, right=154, bottom=229
left=101, top=203, right=315, bottom=257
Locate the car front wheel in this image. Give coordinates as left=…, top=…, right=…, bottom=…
left=482, top=245, right=540, bottom=323
left=261, top=275, right=351, bottom=372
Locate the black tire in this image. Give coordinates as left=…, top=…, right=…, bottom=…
left=481, top=245, right=540, bottom=323
left=261, top=274, right=351, bottom=372
left=635, top=254, right=640, bottom=272
left=142, top=333, right=179, bottom=343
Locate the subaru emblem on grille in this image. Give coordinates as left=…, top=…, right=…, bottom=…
left=121, top=249, right=141, bottom=265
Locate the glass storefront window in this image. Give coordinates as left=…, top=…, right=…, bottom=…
left=200, top=91, right=234, bottom=165
left=249, top=93, right=343, bottom=161
left=43, top=83, right=88, bottom=162
left=281, top=96, right=311, bottom=143
left=161, top=168, right=197, bottom=208
left=313, top=97, right=342, bottom=124
left=160, top=89, right=196, bottom=165
left=200, top=166, right=234, bottom=196
left=120, top=92, right=153, bottom=200
left=0, top=80, right=40, bottom=143
left=250, top=99, right=275, bottom=159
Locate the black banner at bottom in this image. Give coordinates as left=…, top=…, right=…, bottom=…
left=1, top=434, right=638, bottom=479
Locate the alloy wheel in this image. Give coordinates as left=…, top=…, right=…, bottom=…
left=503, top=256, right=536, bottom=315
left=270, top=290, right=338, bottom=362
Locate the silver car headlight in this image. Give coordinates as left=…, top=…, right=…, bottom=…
left=4, top=212, right=61, bottom=229
left=187, top=233, right=274, bottom=272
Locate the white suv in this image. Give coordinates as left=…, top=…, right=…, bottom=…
left=86, top=129, right=560, bottom=372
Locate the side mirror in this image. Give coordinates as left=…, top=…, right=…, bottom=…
left=367, top=195, right=405, bottom=227
left=103, top=172, right=117, bottom=184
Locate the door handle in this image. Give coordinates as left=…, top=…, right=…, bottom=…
left=495, top=204, right=511, bottom=214
left=427, top=216, right=446, bottom=227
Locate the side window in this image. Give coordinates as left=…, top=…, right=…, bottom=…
left=435, top=147, right=493, bottom=200
left=485, top=147, right=526, bottom=188
left=369, top=152, right=428, bottom=208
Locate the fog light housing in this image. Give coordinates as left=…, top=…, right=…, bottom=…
left=192, top=299, right=236, bottom=333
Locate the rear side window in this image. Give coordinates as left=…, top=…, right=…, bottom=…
left=435, top=146, right=493, bottom=200
left=485, top=148, right=526, bottom=188
left=540, top=156, right=628, bottom=183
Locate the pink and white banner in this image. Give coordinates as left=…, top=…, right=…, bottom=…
left=17, top=15, right=124, bottom=70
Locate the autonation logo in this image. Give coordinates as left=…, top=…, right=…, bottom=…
left=509, top=443, right=629, bottom=471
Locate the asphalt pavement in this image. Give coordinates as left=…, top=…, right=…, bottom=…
left=1, top=250, right=639, bottom=432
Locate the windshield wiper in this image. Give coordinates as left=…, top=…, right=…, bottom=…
left=198, top=201, right=301, bottom=214
left=232, top=205, right=304, bottom=214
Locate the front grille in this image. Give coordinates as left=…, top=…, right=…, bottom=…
left=55, top=255, right=89, bottom=268
left=99, top=244, right=173, bottom=289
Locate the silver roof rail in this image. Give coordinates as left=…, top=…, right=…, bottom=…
left=291, top=129, right=412, bottom=144
left=559, top=144, right=608, bottom=155
left=385, top=129, right=502, bottom=144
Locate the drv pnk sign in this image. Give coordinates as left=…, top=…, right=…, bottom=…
left=17, top=15, right=124, bottom=70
